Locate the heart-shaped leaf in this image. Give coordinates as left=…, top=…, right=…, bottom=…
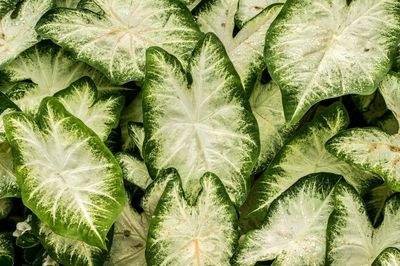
left=233, top=173, right=340, bottom=266
left=326, top=182, right=400, bottom=264
left=3, top=97, right=126, bottom=248
left=146, top=172, right=238, bottom=265
left=265, top=0, right=400, bottom=124
left=143, top=33, right=259, bottom=206
left=36, top=0, right=202, bottom=84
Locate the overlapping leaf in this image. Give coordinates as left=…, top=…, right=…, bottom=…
left=379, top=73, right=400, bottom=131
left=0, top=198, right=12, bottom=219
left=373, top=248, right=400, bottom=266
left=3, top=97, right=126, bottom=248
left=143, top=33, right=259, bottom=206
left=0, top=0, right=17, bottom=18
left=265, top=0, right=400, bottom=124
left=233, top=173, right=340, bottom=266
left=36, top=0, right=202, bottom=84
left=146, top=172, right=238, bottom=265
left=115, top=153, right=151, bottom=190
left=236, top=0, right=285, bottom=27
left=0, top=232, right=13, bottom=265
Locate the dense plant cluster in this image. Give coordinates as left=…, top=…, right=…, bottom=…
left=0, top=0, right=400, bottom=265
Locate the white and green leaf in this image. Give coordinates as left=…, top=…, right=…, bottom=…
left=327, top=128, right=400, bottom=192
left=0, top=198, right=12, bottom=219
left=235, top=0, right=285, bottom=27
left=115, top=153, right=151, bottom=190
left=265, top=0, right=400, bottom=124
left=3, top=97, right=126, bottom=248
left=0, top=0, right=17, bottom=18
left=379, top=73, right=400, bottom=131
left=233, top=173, right=340, bottom=266
left=373, top=248, right=400, bottom=266
left=240, top=103, right=379, bottom=229
left=32, top=217, right=110, bottom=266
left=0, top=232, right=13, bottom=265
left=36, top=0, right=202, bottom=84
left=326, top=183, right=400, bottom=264
left=55, top=0, right=80, bottom=8
left=120, top=92, right=143, bottom=152
left=194, top=0, right=282, bottom=95
left=146, top=172, right=238, bottom=265
left=143, top=33, right=259, bottom=206
left=0, top=0, right=53, bottom=67
left=0, top=142, right=19, bottom=199
left=128, top=122, right=145, bottom=158
left=54, top=77, right=124, bottom=141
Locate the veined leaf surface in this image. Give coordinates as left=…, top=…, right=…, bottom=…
left=36, top=0, right=202, bottom=84
left=55, top=0, right=80, bottom=8
left=379, top=73, right=400, bottom=131
left=0, top=0, right=52, bottom=67
left=54, top=77, right=124, bottom=141
left=326, top=183, right=400, bottom=265
left=3, top=97, right=126, bottom=248
left=194, top=0, right=282, bottom=95
left=241, top=103, right=379, bottom=229
left=0, top=0, right=17, bottom=18
left=236, top=0, right=285, bottom=27
left=128, top=122, right=145, bottom=159
left=373, top=248, right=400, bottom=266
left=265, top=0, right=400, bottom=124
left=146, top=172, right=238, bottom=265
left=0, top=232, right=13, bottom=265
left=233, top=173, right=340, bottom=266
left=143, top=33, right=259, bottom=206
left=115, top=153, right=151, bottom=190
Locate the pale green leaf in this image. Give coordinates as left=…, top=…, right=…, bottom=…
left=379, top=73, right=400, bottom=132
left=146, top=172, right=238, bottom=265
left=241, top=103, right=378, bottom=229
left=0, top=232, right=13, bottom=265
left=233, top=173, right=340, bottom=266
left=128, top=122, right=145, bottom=159
left=55, top=0, right=80, bottom=8
left=3, top=97, right=126, bottom=249
left=143, top=33, right=259, bottom=206
left=236, top=0, right=285, bottom=27
left=0, top=142, right=19, bottom=199
left=115, top=153, right=151, bottom=190
left=36, top=0, right=202, bottom=84
left=265, top=0, right=400, bottom=124
left=0, top=0, right=53, bottom=67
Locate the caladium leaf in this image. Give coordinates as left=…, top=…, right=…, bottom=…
left=36, top=0, right=202, bottom=84
left=373, top=248, right=400, bottom=266
left=233, top=173, right=340, bottom=266
left=235, top=0, right=285, bottom=27
left=0, top=198, right=12, bottom=219
left=240, top=103, right=379, bottom=229
left=146, top=172, right=238, bottom=265
left=55, top=0, right=80, bottom=8
left=2, top=42, right=124, bottom=113
left=265, top=0, right=400, bottom=124
left=364, top=184, right=394, bottom=227
left=0, top=142, right=19, bottom=199
left=128, top=122, right=145, bottom=159
left=379, top=73, right=400, bottom=131
left=326, top=182, right=400, bottom=264
left=194, top=1, right=282, bottom=95
left=32, top=216, right=111, bottom=266
left=0, top=0, right=17, bottom=18
left=120, top=93, right=143, bottom=152
left=249, top=80, right=295, bottom=173
left=0, top=232, right=13, bottom=265
left=327, top=128, right=400, bottom=192
left=0, top=91, right=19, bottom=141
left=0, top=0, right=53, bottom=67
left=115, top=153, right=151, bottom=190
left=106, top=169, right=178, bottom=265
left=3, top=97, right=126, bottom=249
left=54, top=77, right=124, bottom=141
left=143, top=33, right=259, bottom=206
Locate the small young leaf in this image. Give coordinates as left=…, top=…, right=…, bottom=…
left=115, top=152, right=152, bottom=190
left=54, top=77, right=124, bottom=141
left=127, top=122, right=145, bottom=159
left=143, top=33, right=259, bottom=206
left=236, top=0, right=285, bottom=27
left=0, top=142, right=19, bottom=199
left=0, top=0, right=53, bottom=67
left=265, top=0, right=400, bottom=124
left=0, top=198, right=12, bottom=219
left=379, top=73, right=400, bottom=131
left=0, top=232, right=14, bottom=266
left=241, top=103, right=379, bottom=229
left=373, top=248, right=400, bottom=266
left=327, top=128, right=400, bottom=192
left=233, top=173, right=340, bottom=266
left=146, top=172, right=238, bottom=265
left=36, top=0, right=202, bottom=84
left=326, top=183, right=400, bottom=264
left=3, top=97, right=126, bottom=248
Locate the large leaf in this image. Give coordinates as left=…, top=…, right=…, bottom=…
left=194, top=0, right=282, bottom=95
left=106, top=169, right=177, bottom=265
left=233, top=173, right=340, bottom=266
left=373, top=248, right=400, bottom=266
left=36, top=0, right=202, bottom=84
left=54, top=77, right=124, bottom=141
left=143, top=33, right=259, bottom=206
left=379, top=73, right=400, bottom=131
left=32, top=216, right=111, bottom=266
left=249, top=80, right=294, bottom=173
left=327, top=128, right=400, bottom=192
left=0, top=232, right=13, bottom=265
left=265, top=0, right=400, bottom=124
left=0, top=142, right=19, bottom=199
left=0, top=0, right=53, bottom=67
left=326, top=183, right=400, bottom=264
left=3, top=97, right=126, bottom=248
left=146, top=172, right=238, bottom=265
left=240, top=103, right=379, bottom=229
left=115, top=152, right=152, bottom=190
left=2, top=42, right=124, bottom=113
left=236, top=0, right=285, bottom=27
